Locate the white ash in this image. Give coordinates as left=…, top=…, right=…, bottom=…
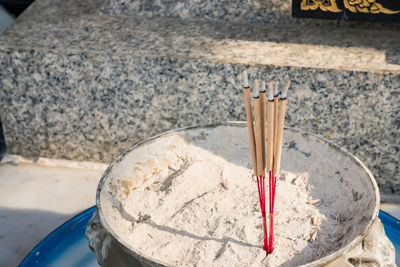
left=99, top=126, right=376, bottom=266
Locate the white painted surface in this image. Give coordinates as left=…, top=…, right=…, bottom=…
left=0, top=159, right=106, bottom=266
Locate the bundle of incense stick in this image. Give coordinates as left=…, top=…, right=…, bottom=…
left=242, top=71, right=290, bottom=255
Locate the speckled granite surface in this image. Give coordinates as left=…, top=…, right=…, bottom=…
left=1, top=49, right=399, bottom=193
left=1, top=12, right=400, bottom=72
left=11, top=0, right=400, bottom=29
left=100, top=0, right=400, bottom=29
left=101, top=0, right=292, bottom=25
left=0, top=0, right=399, bottom=194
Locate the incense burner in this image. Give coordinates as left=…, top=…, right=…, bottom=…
left=86, top=123, right=395, bottom=266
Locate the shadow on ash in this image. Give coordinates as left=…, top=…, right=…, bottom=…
left=86, top=123, right=395, bottom=266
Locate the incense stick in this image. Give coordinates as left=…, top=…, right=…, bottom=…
left=253, top=83, right=264, bottom=177
left=266, top=82, right=275, bottom=253
left=273, top=80, right=290, bottom=177
left=273, top=83, right=279, bottom=161
left=260, top=81, right=267, bottom=172
left=269, top=79, right=290, bottom=252
left=266, top=82, right=275, bottom=172
left=253, top=83, right=268, bottom=253
left=241, top=73, right=290, bottom=255
left=242, top=71, right=257, bottom=176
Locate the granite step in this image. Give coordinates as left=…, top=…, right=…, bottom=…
left=15, top=0, right=400, bottom=28
left=2, top=6, right=400, bottom=72
left=100, top=0, right=400, bottom=28
left=7, top=0, right=329, bottom=26
left=100, top=0, right=294, bottom=25
left=0, top=0, right=399, bottom=195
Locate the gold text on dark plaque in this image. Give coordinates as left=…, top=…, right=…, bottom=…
left=343, top=0, right=399, bottom=14
left=294, top=0, right=400, bottom=22
left=301, top=0, right=342, bottom=12
left=300, top=0, right=399, bottom=14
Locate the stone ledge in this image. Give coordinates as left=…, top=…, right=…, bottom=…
left=99, top=0, right=293, bottom=25
left=0, top=48, right=399, bottom=194
left=1, top=2, right=400, bottom=73
left=0, top=154, right=107, bottom=170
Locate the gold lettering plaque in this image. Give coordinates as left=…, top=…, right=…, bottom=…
left=300, top=0, right=342, bottom=12
left=343, top=0, right=400, bottom=14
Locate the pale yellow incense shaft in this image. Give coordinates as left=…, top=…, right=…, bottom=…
left=243, top=88, right=257, bottom=175
left=253, top=97, right=264, bottom=177
left=259, top=87, right=266, bottom=172
left=266, top=83, right=275, bottom=171
left=274, top=100, right=286, bottom=176
left=273, top=88, right=279, bottom=163
left=274, top=80, right=290, bottom=176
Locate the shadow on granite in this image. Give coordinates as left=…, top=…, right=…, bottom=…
left=386, top=48, right=400, bottom=66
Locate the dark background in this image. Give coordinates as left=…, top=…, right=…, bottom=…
left=0, top=0, right=34, bottom=17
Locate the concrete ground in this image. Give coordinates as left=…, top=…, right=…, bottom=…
left=0, top=154, right=399, bottom=266
left=0, top=155, right=107, bottom=267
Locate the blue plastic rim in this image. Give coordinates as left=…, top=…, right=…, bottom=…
left=379, top=210, right=400, bottom=265
left=20, top=207, right=400, bottom=266
left=20, top=206, right=98, bottom=267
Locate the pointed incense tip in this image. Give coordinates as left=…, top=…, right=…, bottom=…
left=260, top=81, right=266, bottom=92
left=254, top=80, right=260, bottom=92
left=253, top=80, right=259, bottom=98
left=274, top=82, right=279, bottom=97
left=281, top=79, right=290, bottom=99
left=267, top=82, right=274, bottom=101
left=242, top=70, right=249, bottom=88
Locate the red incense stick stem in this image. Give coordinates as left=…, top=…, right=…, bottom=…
left=273, top=176, right=277, bottom=208
left=259, top=177, right=265, bottom=216
left=269, top=213, right=274, bottom=252
left=269, top=169, right=278, bottom=252
left=272, top=168, right=276, bottom=210
left=262, top=176, right=268, bottom=252
left=268, top=170, right=273, bottom=253
left=268, top=171, right=271, bottom=213
left=257, top=176, right=262, bottom=208
left=263, top=214, right=268, bottom=251
left=256, top=176, right=268, bottom=252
